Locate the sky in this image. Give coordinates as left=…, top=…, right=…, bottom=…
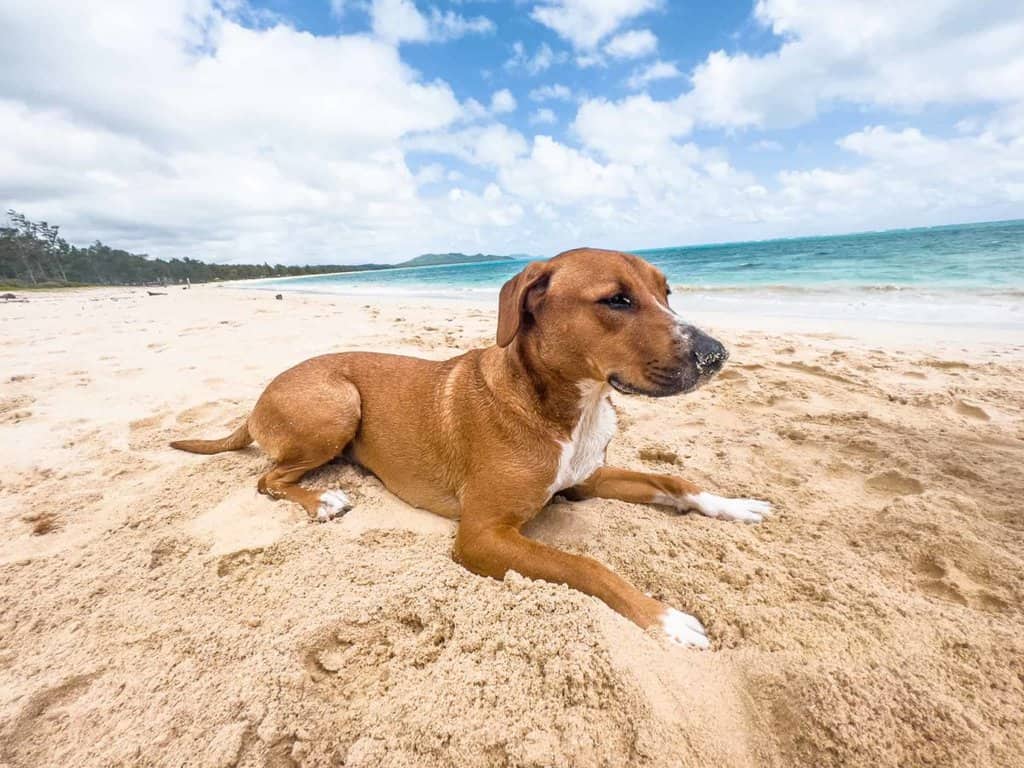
left=1, top=0, right=1023, bottom=265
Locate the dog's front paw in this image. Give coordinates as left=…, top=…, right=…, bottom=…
left=316, top=490, right=352, bottom=522
left=661, top=608, right=710, bottom=649
left=684, top=492, right=772, bottom=523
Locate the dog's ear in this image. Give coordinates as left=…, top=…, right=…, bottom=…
left=496, top=261, right=551, bottom=347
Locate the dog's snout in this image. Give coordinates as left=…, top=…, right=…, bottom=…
left=691, top=329, right=728, bottom=375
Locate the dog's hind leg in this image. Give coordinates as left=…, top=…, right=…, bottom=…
left=258, top=461, right=354, bottom=522
left=250, top=368, right=361, bottom=522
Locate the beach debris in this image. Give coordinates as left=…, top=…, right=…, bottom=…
left=1, top=292, right=17, bottom=299
left=147, top=290, right=167, bottom=296
left=275, top=293, right=283, bottom=300
left=22, top=511, right=62, bottom=535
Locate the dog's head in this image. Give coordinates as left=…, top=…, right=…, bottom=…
left=496, top=248, right=727, bottom=396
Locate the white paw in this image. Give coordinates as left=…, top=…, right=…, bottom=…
left=683, top=492, right=772, bottom=523
left=316, top=490, right=352, bottom=522
left=661, top=608, right=710, bottom=649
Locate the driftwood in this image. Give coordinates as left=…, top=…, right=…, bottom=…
left=147, top=291, right=167, bottom=296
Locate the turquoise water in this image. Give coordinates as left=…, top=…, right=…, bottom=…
left=244, top=219, right=1024, bottom=327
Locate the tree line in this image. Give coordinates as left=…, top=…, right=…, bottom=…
left=0, top=210, right=387, bottom=287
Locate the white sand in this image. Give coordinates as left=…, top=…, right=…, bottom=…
left=1, top=285, right=1023, bottom=767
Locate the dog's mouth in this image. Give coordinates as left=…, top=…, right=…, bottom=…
left=608, top=373, right=695, bottom=398
left=608, top=361, right=728, bottom=398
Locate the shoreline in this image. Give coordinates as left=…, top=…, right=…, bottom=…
left=231, top=255, right=527, bottom=285
left=9, top=284, right=1024, bottom=353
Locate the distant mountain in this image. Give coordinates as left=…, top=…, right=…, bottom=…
left=397, top=253, right=516, bottom=268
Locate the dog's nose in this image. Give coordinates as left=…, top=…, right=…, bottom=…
left=691, top=329, right=728, bottom=375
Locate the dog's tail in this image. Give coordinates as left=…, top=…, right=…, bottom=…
left=170, top=420, right=253, bottom=454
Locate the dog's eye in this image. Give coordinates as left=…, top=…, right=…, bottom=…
left=599, top=293, right=633, bottom=309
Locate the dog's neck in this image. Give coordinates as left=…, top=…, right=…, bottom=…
left=486, top=337, right=604, bottom=438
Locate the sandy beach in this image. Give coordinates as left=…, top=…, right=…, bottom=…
left=1, top=285, right=1023, bottom=767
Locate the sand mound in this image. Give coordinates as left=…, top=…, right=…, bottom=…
left=954, top=398, right=991, bottom=421
left=865, top=469, right=924, bottom=495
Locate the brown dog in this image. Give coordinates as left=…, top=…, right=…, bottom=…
left=172, top=248, right=771, bottom=647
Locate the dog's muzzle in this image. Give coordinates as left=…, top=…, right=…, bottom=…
left=608, top=325, right=728, bottom=397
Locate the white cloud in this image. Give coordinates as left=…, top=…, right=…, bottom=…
left=427, top=8, right=495, bottom=41
left=504, top=41, right=568, bottom=75
left=682, top=0, right=1024, bottom=129
left=371, top=0, right=494, bottom=44
left=604, top=28, right=657, bottom=59
left=573, top=94, right=693, bottom=163
left=371, top=0, right=430, bottom=43
left=483, top=183, right=502, bottom=202
left=775, top=126, right=1024, bottom=226
left=530, top=0, right=661, bottom=50
left=575, top=53, right=604, bottom=68
left=625, top=60, right=682, bottom=90
left=492, top=133, right=775, bottom=248
left=444, top=184, right=525, bottom=228
left=414, top=162, right=446, bottom=185
left=983, top=103, right=1024, bottom=140
left=491, top=119, right=1024, bottom=249
left=0, top=3, right=462, bottom=151
left=461, top=97, right=490, bottom=121
left=405, top=123, right=528, bottom=168
left=528, top=84, right=573, bottom=102
left=530, top=108, right=558, bottom=125
left=500, top=136, right=634, bottom=204
left=490, top=89, right=517, bottom=114
left=0, top=0, right=483, bottom=262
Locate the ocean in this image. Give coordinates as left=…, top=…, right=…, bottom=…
left=243, top=219, right=1024, bottom=329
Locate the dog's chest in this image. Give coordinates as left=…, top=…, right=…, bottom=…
left=547, top=382, right=617, bottom=496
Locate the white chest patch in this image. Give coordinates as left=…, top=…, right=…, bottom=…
left=547, top=381, right=617, bottom=497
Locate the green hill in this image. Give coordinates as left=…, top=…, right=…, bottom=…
left=397, top=253, right=515, bottom=268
